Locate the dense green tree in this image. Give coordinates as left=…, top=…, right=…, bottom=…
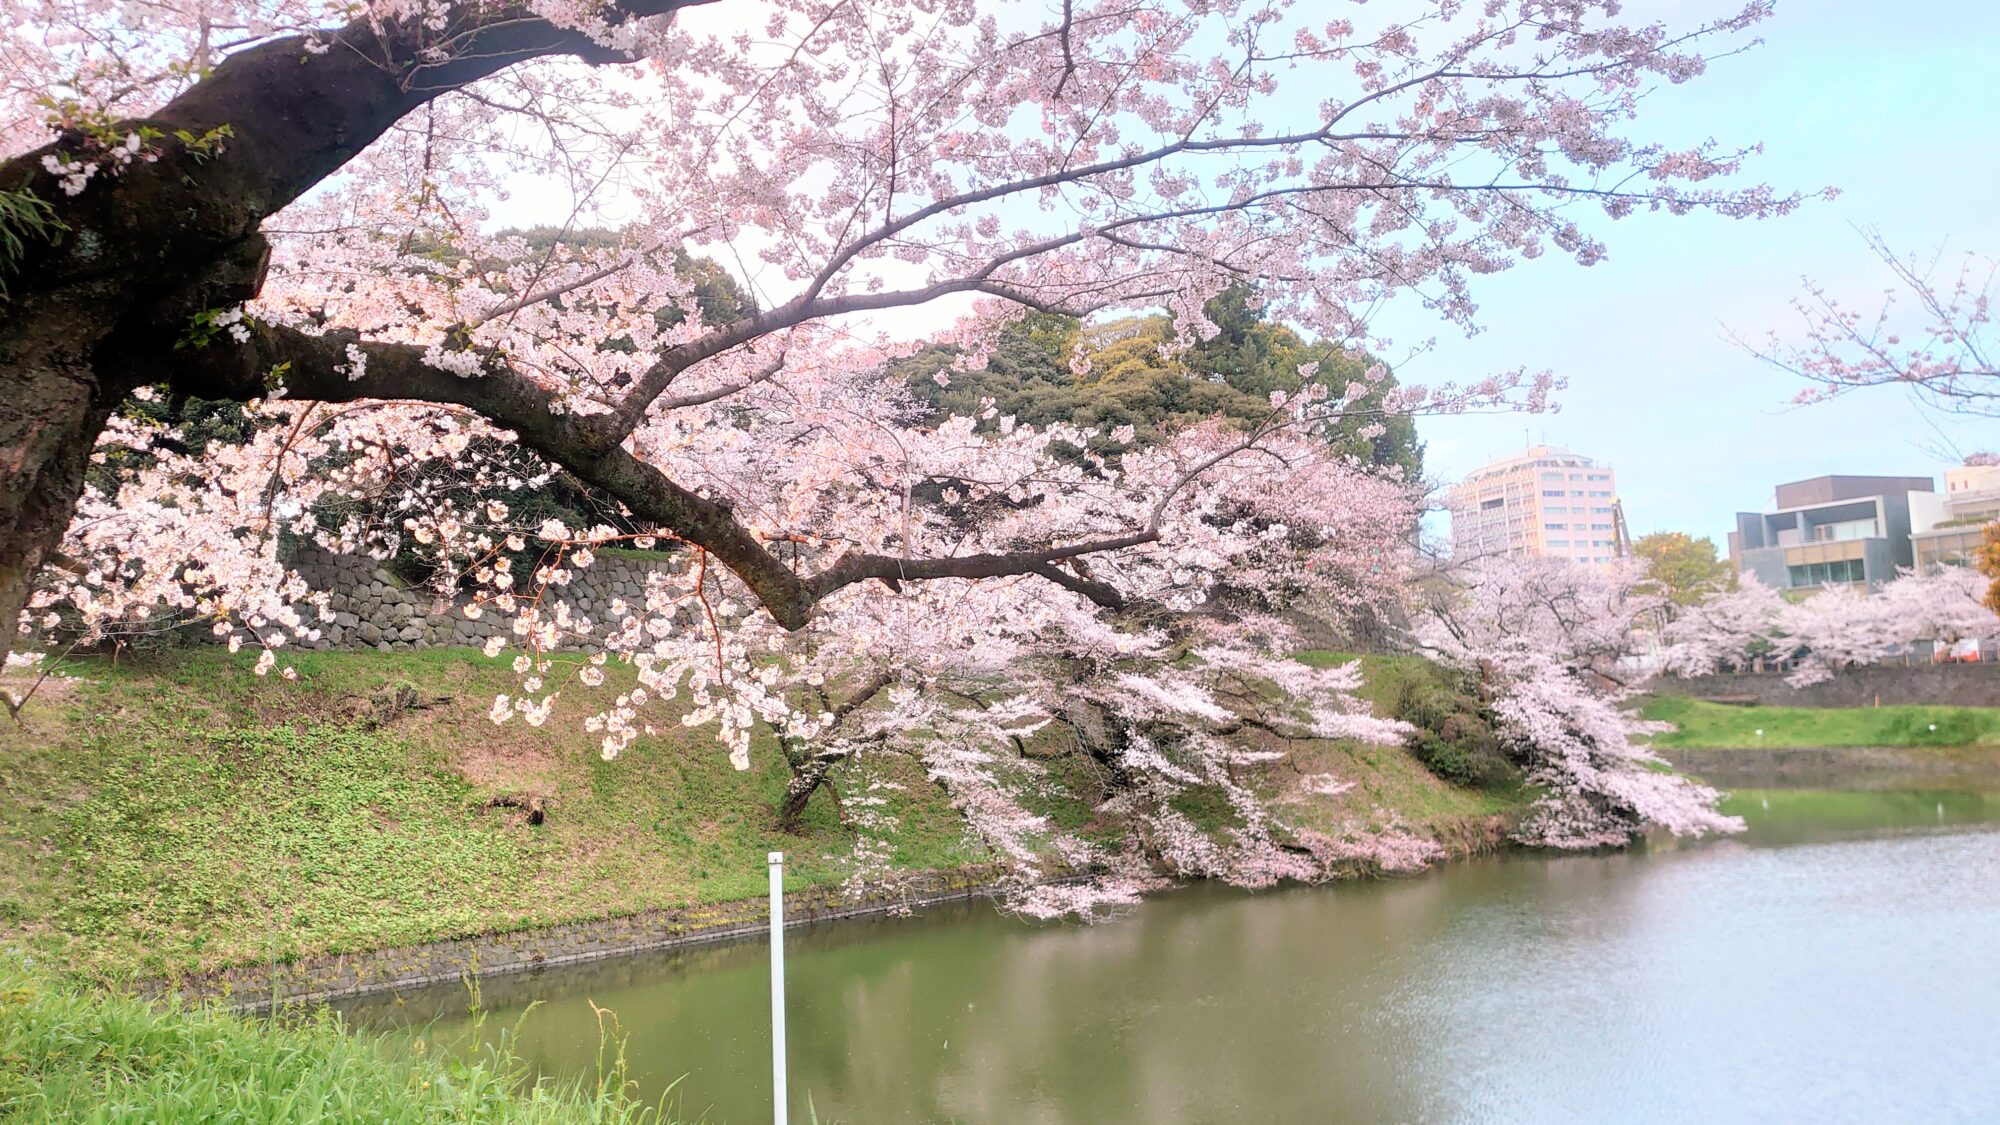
left=894, top=285, right=1425, bottom=477
left=1633, top=531, right=1733, bottom=606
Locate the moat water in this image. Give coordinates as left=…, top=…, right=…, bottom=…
left=343, top=789, right=2000, bottom=1123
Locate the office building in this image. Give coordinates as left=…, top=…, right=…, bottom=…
left=1728, top=474, right=1935, bottom=590
left=1447, top=446, right=1621, bottom=571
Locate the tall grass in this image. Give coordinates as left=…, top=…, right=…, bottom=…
left=0, top=962, right=678, bottom=1123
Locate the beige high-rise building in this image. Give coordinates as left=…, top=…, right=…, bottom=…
left=1446, top=446, right=1621, bottom=571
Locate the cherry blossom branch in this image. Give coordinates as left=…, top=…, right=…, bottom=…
left=145, top=322, right=1178, bottom=626
left=1745, top=229, right=1997, bottom=415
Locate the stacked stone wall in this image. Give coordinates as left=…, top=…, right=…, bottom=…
left=287, top=544, right=682, bottom=652
left=1650, top=662, right=2000, bottom=708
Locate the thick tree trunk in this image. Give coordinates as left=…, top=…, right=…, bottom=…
left=0, top=227, right=266, bottom=661
left=777, top=759, right=835, bottom=831
left=0, top=367, right=104, bottom=662
left=0, top=283, right=143, bottom=662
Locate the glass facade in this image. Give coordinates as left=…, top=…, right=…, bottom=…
left=1787, top=558, right=1865, bottom=586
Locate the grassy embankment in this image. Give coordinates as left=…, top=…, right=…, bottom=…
left=0, top=962, right=673, bottom=1123
left=1638, top=695, right=2000, bottom=750
left=0, top=647, right=1516, bottom=985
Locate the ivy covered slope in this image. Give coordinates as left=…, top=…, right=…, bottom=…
left=0, top=649, right=1521, bottom=984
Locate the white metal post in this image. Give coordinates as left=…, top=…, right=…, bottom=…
left=768, top=850, right=787, bottom=1125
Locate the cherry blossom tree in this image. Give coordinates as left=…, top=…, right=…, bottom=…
left=1657, top=573, right=1786, bottom=677
left=499, top=384, right=1444, bottom=912
left=2, top=0, right=1810, bottom=671
left=1661, top=566, right=2000, bottom=687
left=1769, top=580, right=1894, bottom=686
left=1, top=0, right=1819, bottom=907
left=1419, top=556, right=1741, bottom=848
left=28, top=317, right=1453, bottom=910
left=1877, top=563, right=1999, bottom=644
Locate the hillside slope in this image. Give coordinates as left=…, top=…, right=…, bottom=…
left=0, top=649, right=1517, bottom=983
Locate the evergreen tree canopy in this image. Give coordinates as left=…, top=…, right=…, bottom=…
left=892, top=286, right=1424, bottom=478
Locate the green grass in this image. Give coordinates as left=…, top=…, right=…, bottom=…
left=0, top=649, right=982, bottom=983
left=1273, top=651, right=1527, bottom=829
left=1292, top=651, right=1443, bottom=715
left=0, top=647, right=1525, bottom=984
left=1639, top=695, right=2000, bottom=750
left=0, top=962, right=674, bottom=1123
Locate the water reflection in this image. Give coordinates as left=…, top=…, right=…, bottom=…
left=1717, top=787, right=1996, bottom=844
left=342, top=791, right=2000, bottom=1123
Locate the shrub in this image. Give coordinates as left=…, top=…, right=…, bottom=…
left=1889, top=709, right=1988, bottom=747
left=1393, top=674, right=1515, bottom=788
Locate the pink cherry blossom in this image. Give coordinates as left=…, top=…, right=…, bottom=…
left=1420, top=556, right=1743, bottom=848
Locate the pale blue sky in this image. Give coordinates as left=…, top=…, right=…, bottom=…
left=1386, top=0, right=2000, bottom=546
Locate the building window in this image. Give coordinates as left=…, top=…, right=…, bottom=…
left=1806, top=518, right=1878, bottom=543
left=1545, top=523, right=1566, bottom=530
left=1480, top=497, right=1504, bottom=510
left=1588, top=474, right=1609, bottom=482
left=1542, top=489, right=1565, bottom=497
left=1590, top=490, right=1612, bottom=497
left=1787, top=558, right=1866, bottom=586
left=1549, top=539, right=1570, bottom=547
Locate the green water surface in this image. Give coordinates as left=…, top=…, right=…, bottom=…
left=344, top=789, right=2000, bottom=1123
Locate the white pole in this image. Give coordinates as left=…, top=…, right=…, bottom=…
left=768, top=850, right=788, bottom=1125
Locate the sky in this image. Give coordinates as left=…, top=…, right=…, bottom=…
left=1373, top=0, right=2000, bottom=546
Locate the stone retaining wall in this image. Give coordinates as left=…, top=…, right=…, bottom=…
left=1651, top=663, right=2000, bottom=708
left=288, top=545, right=683, bottom=652
left=1658, top=745, right=2000, bottom=789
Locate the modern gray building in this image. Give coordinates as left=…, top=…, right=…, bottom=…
left=1728, top=475, right=1936, bottom=590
